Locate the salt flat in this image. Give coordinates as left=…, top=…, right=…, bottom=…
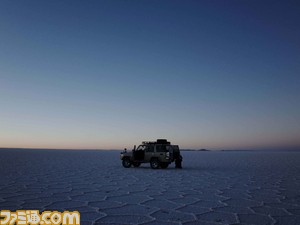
left=0, top=149, right=299, bottom=225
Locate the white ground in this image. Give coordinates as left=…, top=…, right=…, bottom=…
left=0, top=149, right=299, bottom=225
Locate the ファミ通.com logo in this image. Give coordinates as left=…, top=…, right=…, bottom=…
left=0, top=210, right=80, bottom=225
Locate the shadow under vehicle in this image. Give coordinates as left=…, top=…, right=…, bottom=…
left=120, top=139, right=182, bottom=169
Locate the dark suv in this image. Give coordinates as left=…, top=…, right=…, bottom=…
left=120, top=139, right=181, bottom=169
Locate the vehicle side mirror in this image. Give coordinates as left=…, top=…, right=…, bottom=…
left=133, top=145, right=136, bottom=151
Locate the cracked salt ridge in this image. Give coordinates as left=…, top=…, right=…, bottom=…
left=0, top=149, right=300, bottom=225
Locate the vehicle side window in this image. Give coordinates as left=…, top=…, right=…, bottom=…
left=156, top=145, right=167, bottom=152
left=166, top=146, right=172, bottom=152
left=137, top=145, right=146, bottom=151
left=146, top=145, right=154, bottom=152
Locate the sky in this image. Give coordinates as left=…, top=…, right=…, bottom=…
left=0, top=0, right=299, bottom=150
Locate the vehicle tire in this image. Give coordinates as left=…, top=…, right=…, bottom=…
left=122, top=158, right=132, bottom=168
left=150, top=159, right=160, bottom=169
left=132, top=162, right=141, bottom=167
left=160, top=162, right=169, bottom=169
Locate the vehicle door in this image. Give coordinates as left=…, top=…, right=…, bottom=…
left=155, top=144, right=167, bottom=161
left=144, top=144, right=154, bottom=161
left=166, top=145, right=173, bottom=160
left=135, top=145, right=146, bottom=161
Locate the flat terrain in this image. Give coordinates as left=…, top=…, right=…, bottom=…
left=0, top=149, right=299, bottom=225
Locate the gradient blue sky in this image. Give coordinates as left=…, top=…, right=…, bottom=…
left=0, top=0, right=299, bottom=150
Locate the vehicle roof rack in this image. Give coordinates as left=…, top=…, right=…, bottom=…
left=142, top=139, right=171, bottom=145
left=157, top=139, right=171, bottom=144
left=142, top=141, right=156, bottom=145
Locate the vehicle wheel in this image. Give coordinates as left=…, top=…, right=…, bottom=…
left=160, top=163, right=169, bottom=169
left=122, top=158, right=132, bottom=168
left=132, top=162, right=141, bottom=167
left=150, top=159, right=160, bottom=169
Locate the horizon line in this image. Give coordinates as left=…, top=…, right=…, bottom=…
left=0, top=147, right=299, bottom=152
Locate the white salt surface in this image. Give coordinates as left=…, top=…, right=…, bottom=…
left=0, top=149, right=299, bottom=225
